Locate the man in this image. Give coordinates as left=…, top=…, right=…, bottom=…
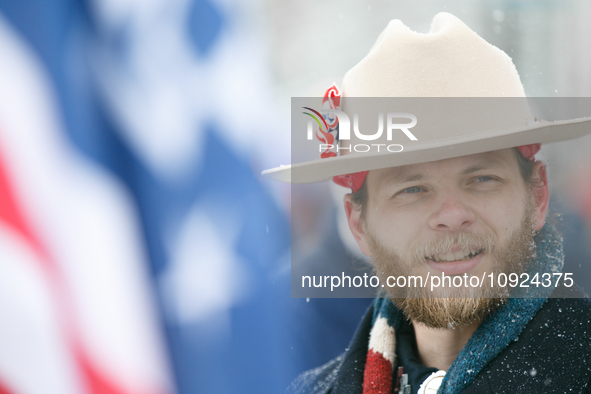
left=264, top=12, right=591, bottom=393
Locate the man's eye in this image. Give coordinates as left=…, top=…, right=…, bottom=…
left=403, top=186, right=423, bottom=194
left=475, top=176, right=494, bottom=183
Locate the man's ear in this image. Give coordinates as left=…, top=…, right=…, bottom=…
left=343, top=194, right=372, bottom=257
left=531, top=161, right=549, bottom=231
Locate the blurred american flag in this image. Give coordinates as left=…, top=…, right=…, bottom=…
left=0, top=0, right=293, bottom=393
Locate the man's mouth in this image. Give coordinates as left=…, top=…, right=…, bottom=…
left=427, top=248, right=485, bottom=263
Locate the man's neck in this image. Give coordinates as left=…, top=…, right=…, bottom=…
left=412, top=320, right=480, bottom=371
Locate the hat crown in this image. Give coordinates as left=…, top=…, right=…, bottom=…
left=342, top=12, right=525, bottom=98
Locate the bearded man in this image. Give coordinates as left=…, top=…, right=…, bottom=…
left=264, top=12, right=591, bottom=394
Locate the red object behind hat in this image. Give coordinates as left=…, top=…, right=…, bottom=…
left=333, top=144, right=541, bottom=193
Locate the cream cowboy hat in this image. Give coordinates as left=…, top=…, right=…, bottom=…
left=262, top=12, right=591, bottom=186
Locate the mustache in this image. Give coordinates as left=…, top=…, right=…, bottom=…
left=407, top=230, right=497, bottom=262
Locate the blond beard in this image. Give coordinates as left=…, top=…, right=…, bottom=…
left=366, top=195, right=537, bottom=329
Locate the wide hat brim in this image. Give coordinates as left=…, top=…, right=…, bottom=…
left=262, top=117, right=591, bottom=184
left=263, top=13, right=591, bottom=184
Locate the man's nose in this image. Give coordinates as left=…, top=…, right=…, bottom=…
left=428, top=190, right=476, bottom=231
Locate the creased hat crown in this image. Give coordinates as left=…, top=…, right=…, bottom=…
left=342, top=12, right=525, bottom=98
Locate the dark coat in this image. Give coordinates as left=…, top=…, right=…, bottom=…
left=289, top=286, right=591, bottom=394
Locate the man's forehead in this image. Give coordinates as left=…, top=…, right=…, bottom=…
left=371, top=149, right=516, bottom=183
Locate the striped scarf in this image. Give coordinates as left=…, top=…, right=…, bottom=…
left=362, top=223, right=563, bottom=394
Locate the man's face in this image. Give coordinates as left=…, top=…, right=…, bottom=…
left=345, top=148, right=549, bottom=328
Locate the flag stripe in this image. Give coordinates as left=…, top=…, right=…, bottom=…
left=0, top=10, right=171, bottom=392
left=0, top=140, right=133, bottom=394
left=0, top=379, right=15, bottom=394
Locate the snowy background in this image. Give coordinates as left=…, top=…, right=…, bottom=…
left=0, top=1, right=589, bottom=394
